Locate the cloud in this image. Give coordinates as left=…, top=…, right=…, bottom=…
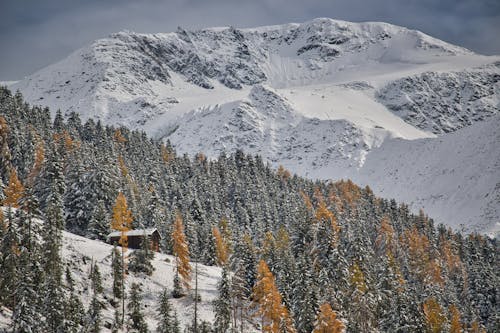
left=1, top=0, right=499, bottom=80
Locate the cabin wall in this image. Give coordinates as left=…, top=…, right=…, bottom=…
left=109, top=235, right=160, bottom=252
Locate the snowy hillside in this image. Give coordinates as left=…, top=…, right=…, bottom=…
left=352, top=114, right=500, bottom=235
left=9, top=18, right=500, bottom=233
left=0, top=230, right=223, bottom=332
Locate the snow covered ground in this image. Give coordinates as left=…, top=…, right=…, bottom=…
left=7, top=18, right=500, bottom=233
left=0, top=231, right=223, bottom=332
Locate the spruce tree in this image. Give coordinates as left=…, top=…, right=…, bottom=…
left=65, top=268, right=85, bottom=332
left=111, top=245, right=123, bottom=299
left=157, top=288, right=178, bottom=333
left=214, top=266, right=231, bottom=333
left=11, top=212, right=44, bottom=333
left=127, top=283, right=149, bottom=333
left=41, top=147, right=67, bottom=332
left=86, top=261, right=103, bottom=333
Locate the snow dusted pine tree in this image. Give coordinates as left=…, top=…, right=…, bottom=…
left=127, top=283, right=149, bottom=333
left=157, top=288, right=180, bottom=333
left=41, top=145, right=68, bottom=332
left=214, top=266, right=231, bottom=333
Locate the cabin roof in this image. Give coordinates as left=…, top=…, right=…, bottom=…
left=107, top=228, right=161, bottom=239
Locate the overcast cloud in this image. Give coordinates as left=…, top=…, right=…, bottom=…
left=1, top=0, right=499, bottom=80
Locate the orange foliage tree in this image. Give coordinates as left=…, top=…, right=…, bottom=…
left=423, top=297, right=447, bottom=333
left=172, top=212, right=191, bottom=290
left=252, top=260, right=295, bottom=333
left=111, top=192, right=133, bottom=249
left=212, top=226, right=229, bottom=266
left=449, top=304, right=462, bottom=333
left=313, top=303, right=345, bottom=333
left=110, top=191, right=133, bottom=325
left=3, top=169, right=24, bottom=208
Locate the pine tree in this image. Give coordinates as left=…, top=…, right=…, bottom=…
left=214, top=266, right=231, bottom=333
left=41, top=146, right=67, bottom=333
left=312, top=303, right=345, bottom=333
left=172, top=212, right=191, bottom=293
left=231, top=260, right=250, bottom=333
left=86, top=262, right=103, bottom=333
left=111, top=245, right=123, bottom=299
left=65, top=268, right=85, bottom=332
left=0, top=208, right=19, bottom=309
left=11, top=212, right=44, bottom=333
left=87, top=200, right=110, bottom=240
left=127, top=283, right=149, bottom=333
left=157, top=288, right=178, bottom=333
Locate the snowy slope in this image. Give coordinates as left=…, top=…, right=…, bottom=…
left=9, top=18, right=500, bottom=232
left=0, top=230, right=225, bottom=332
left=352, top=114, right=500, bottom=235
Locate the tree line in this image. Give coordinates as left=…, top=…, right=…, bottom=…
left=0, top=86, right=498, bottom=332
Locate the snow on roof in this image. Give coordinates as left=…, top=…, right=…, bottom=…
left=107, top=228, right=160, bottom=239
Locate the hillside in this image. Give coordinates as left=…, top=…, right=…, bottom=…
left=0, top=88, right=499, bottom=332
left=1, top=229, right=223, bottom=332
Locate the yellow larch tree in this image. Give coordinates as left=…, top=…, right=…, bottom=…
left=314, top=199, right=340, bottom=246
left=3, top=169, right=24, bottom=208
left=469, top=320, right=486, bottom=333
left=110, top=191, right=133, bottom=326
left=424, top=259, right=445, bottom=286
left=113, top=129, right=127, bottom=144
left=172, top=211, right=191, bottom=290
left=212, top=226, right=229, bottom=266
left=375, top=215, right=395, bottom=254
left=423, top=297, right=447, bottom=333
left=160, top=143, right=174, bottom=164
left=252, top=260, right=295, bottom=333
left=312, top=303, right=345, bottom=333
left=276, top=165, right=291, bottom=180
left=448, top=304, right=463, bottom=333
left=300, top=190, right=314, bottom=212
left=26, top=140, right=45, bottom=186
left=440, top=237, right=462, bottom=273
left=349, top=262, right=368, bottom=294
left=111, top=191, right=133, bottom=250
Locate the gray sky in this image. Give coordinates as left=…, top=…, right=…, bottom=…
left=1, top=0, right=499, bottom=81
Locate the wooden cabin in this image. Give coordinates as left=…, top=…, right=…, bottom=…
left=107, top=228, right=161, bottom=252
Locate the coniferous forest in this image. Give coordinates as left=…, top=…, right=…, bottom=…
left=0, top=86, right=498, bottom=332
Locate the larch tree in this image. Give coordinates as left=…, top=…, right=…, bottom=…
left=0, top=115, right=12, bottom=183
left=423, top=297, right=447, bottom=333
left=448, top=304, right=462, bottom=333
left=252, top=260, right=295, bottom=333
left=110, top=191, right=133, bottom=327
left=3, top=169, right=24, bottom=208
left=213, top=226, right=229, bottom=266
left=171, top=211, right=191, bottom=294
left=312, top=303, right=345, bottom=333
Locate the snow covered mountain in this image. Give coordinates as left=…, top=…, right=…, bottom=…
left=10, top=18, right=500, bottom=233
